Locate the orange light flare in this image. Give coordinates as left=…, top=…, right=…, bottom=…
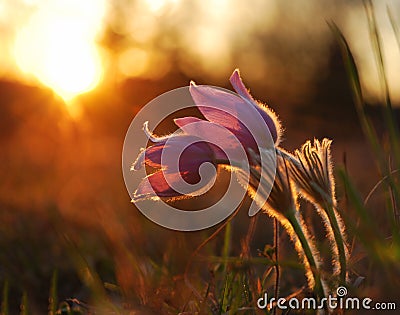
left=13, top=0, right=106, bottom=105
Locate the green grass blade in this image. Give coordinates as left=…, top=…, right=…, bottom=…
left=328, top=22, right=385, bottom=168
left=220, top=221, right=232, bottom=313
left=1, top=280, right=9, bottom=315
left=220, top=272, right=234, bottom=313
left=222, top=220, right=232, bottom=274
left=338, top=169, right=383, bottom=262
left=20, top=291, right=28, bottom=315
left=48, top=270, right=58, bottom=315
left=365, top=0, right=400, bottom=167
left=330, top=21, right=400, bottom=229
left=338, top=169, right=374, bottom=229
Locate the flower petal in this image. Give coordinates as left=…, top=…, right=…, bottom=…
left=133, top=168, right=214, bottom=200
left=190, top=82, right=251, bottom=133
left=174, top=116, right=202, bottom=127
left=229, top=69, right=255, bottom=103
left=131, top=140, right=166, bottom=170
left=190, top=81, right=276, bottom=151
left=133, top=134, right=216, bottom=173
left=229, top=69, right=281, bottom=144
left=174, top=117, right=244, bottom=161
left=134, top=170, right=183, bottom=199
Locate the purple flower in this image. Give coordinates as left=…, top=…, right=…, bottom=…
left=175, top=69, right=281, bottom=159
left=132, top=69, right=281, bottom=200
left=132, top=131, right=217, bottom=200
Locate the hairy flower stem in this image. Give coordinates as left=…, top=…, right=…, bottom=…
left=286, top=211, right=327, bottom=301
left=324, top=203, right=347, bottom=284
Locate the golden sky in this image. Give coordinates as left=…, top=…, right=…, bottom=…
left=0, top=0, right=399, bottom=104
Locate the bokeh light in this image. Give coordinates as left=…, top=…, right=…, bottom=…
left=13, top=0, right=105, bottom=101
left=0, top=0, right=399, bottom=104
left=344, top=1, right=400, bottom=103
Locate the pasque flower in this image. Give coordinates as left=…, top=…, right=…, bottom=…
left=132, top=129, right=218, bottom=200
left=132, top=69, right=281, bottom=200
left=175, top=69, right=281, bottom=164
left=130, top=70, right=349, bottom=302
left=289, top=139, right=348, bottom=284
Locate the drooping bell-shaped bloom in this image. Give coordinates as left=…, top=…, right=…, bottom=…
left=132, top=128, right=218, bottom=200
left=131, top=69, right=281, bottom=200
left=175, top=69, right=281, bottom=162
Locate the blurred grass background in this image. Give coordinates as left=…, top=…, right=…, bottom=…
left=0, top=0, right=400, bottom=314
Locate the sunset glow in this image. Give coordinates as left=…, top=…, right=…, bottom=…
left=1, top=0, right=398, bottom=104
left=145, top=0, right=180, bottom=12
left=13, top=0, right=105, bottom=101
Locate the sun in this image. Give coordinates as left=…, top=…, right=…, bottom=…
left=14, top=1, right=105, bottom=102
